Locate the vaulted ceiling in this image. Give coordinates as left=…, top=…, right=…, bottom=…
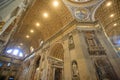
left=13, top=0, right=73, bottom=48
left=1, top=0, right=120, bottom=60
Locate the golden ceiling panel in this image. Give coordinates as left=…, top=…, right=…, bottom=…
left=95, top=0, right=120, bottom=37
left=13, top=0, right=73, bottom=49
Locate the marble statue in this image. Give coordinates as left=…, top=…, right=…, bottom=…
left=72, top=60, right=80, bottom=80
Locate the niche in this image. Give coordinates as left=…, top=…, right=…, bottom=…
left=68, top=34, right=75, bottom=50
left=72, top=60, right=80, bottom=80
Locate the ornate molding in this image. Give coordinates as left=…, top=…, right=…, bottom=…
left=63, top=0, right=98, bottom=7
left=63, top=0, right=104, bottom=22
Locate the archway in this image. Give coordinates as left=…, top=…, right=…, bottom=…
left=48, top=43, right=64, bottom=80
left=49, top=43, right=64, bottom=60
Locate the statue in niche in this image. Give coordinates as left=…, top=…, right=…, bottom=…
left=72, top=60, right=80, bottom=80
left=94, top=58, right=119, bottom=80
left=68, top=34, right=75, bottom=50
left=69, top=36, right=73, bottom=44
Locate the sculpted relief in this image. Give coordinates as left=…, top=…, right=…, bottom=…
left=93, top=58, right=118, bottom=80
left=84, top=30, right=119, bottom=80
left=84, top=31, right=106, bottom=55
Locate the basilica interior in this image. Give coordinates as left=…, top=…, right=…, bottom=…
left=0, top=0, right=120, bottom=80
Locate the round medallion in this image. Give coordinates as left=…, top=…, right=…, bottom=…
left=75, top=8, right=89, bottom=20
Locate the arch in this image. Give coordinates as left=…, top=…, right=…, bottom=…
left=49, top=43, right=64, bottom=60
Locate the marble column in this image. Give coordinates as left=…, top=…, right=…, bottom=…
left=63, top=36, right=72, bottom=80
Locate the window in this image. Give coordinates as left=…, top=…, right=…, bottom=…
left=6, top=48, right=24, bottom=57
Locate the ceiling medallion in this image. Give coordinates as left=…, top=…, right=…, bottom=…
left=63, top=0, right=104, bottom=21
left=75, top=8, right=89, bottom=21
